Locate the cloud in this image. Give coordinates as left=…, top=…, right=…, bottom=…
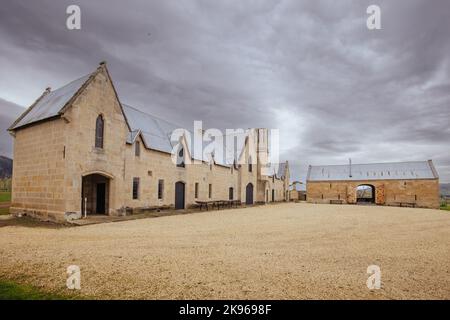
left=0, top=0, right=449, bottom=181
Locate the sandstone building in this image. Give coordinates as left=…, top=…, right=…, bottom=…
left=306, top=160, right=440, bottom=209
left=8, top=62, right=289, bottom=222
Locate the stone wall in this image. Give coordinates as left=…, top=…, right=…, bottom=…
left=10, top=118, right=67, bottom=221
left=307, top=179, right=440, bottom=209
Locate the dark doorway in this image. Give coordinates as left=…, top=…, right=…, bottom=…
left=96, top=183, right=106, bottom=214
left=356, top=184, right=375, bottom=204
left=175, top=181, right=185, bottom=209
left=272, top=189, right=275, bottom=202
left=81, top=174, right=110, bottom=215
left=229, top=187, right=234, bottom=200
left=245, top=183, right=253, bottom=205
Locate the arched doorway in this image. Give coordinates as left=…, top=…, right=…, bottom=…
left=175, top=181, right=185, bottom=209
left=272, top=189, right=275, bottom=202
left=81, top=173, right=111, bottom=215
left=245, top=183, right=254, bottom=205
left=356, top=184, right=375, bottom=204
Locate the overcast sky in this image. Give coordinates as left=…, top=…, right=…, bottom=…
left=0, top=0, right=449, bottom=182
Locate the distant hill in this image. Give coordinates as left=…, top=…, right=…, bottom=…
left=0, top=156, right=13, bottom=178
left=0, top=98, right=25, bottom=158
left=440, top=183, right=450, bottom=197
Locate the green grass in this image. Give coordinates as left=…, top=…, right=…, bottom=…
left=0, top=207, right=9, bottom=215
left=0, top=279, right=72, bottom=300
left=440, top=205, right=450, bottom=211
left=0, top=192, right=11, bottom=202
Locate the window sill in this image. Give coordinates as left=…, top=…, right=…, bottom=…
left=92, top=147, right=105, bottom=154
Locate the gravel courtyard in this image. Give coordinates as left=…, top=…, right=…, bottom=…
left=0, top=203, right=449, bottom=299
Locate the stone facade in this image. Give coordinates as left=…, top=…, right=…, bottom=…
left=9, top=64, right=290, bottom=222
left=307, top=179, right=440, bottom=209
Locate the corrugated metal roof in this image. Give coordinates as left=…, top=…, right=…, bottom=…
left=10, top=74, right=92, bottom=130
left=307, top=161, right=438, bottom=181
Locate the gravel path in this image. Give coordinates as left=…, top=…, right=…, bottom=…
left=0, top=203, right=449, bottom=299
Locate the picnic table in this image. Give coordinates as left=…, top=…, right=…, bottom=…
left=195, top=200, right=241, bottom=211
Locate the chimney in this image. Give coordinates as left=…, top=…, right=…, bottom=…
left=349, top=158, right=352, bottom=178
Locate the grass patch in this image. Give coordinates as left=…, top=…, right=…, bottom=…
left=0, top=279, right=74, bottom=300
left=0, top=207, right=9, bottom=215
left=440, top=205, right=450, bottom=211
left=0, top=192, right=11, bottom=203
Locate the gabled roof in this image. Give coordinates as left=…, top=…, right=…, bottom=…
left=9, top=74, right=93, bottom=130
left=307, top=160, right=439, bottom=182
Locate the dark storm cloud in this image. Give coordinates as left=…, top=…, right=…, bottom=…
left=0, top=0, right=449, bottom=181
left=0, top=98, right=25, bottom=158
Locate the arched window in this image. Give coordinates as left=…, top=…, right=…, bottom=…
left=248, top=157, right=252, bottom=172
left=95, top=115, right=104, bottom=149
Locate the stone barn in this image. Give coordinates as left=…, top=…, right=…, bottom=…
left=306, top=160, right=440, bottom=209
left=7, top=62, right=290, bottom=222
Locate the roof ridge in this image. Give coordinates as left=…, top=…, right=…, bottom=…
left=122, top=103, right=185, bottom=130
left=309, top=160, right=430, bottom=167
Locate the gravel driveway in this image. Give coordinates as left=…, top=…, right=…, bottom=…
left=0, top=203, right=449, bottom=299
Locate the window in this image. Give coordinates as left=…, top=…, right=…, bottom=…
left=135, top=141, right=140, bottom=157
left=208, top=184, right=212, bottom=199
left=158, top=179, right=164, bottom=200
left=95, top=115, right=104, bottom=148
left=229, top=187, right=234, bottom=200
left=248, top=157, right=252, bottom=172
left=177, top=147, right=185, bottom=168
left=132, top=177, right=140, bottom=199
left=195, top=183, right=199, bottom=199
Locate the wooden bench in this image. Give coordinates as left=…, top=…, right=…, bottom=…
left=394, top=202, right=416, bottom=208
left=330, top=199, right=344, bottom=205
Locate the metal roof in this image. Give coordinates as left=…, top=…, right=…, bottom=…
left=122, top=104, right=250, bottom=167
left=307, top=160, right=438, bottom=181
left=122, top=104, right=179, bottom=154
left=10, top=74, right=92, bottom=130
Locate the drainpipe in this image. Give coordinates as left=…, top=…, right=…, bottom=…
left=84, top=198, right=87, bottom=218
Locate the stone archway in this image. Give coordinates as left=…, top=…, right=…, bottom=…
left=81, top=173, right=111, bottom=215
left=356, top=184, right=376, bottom=204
